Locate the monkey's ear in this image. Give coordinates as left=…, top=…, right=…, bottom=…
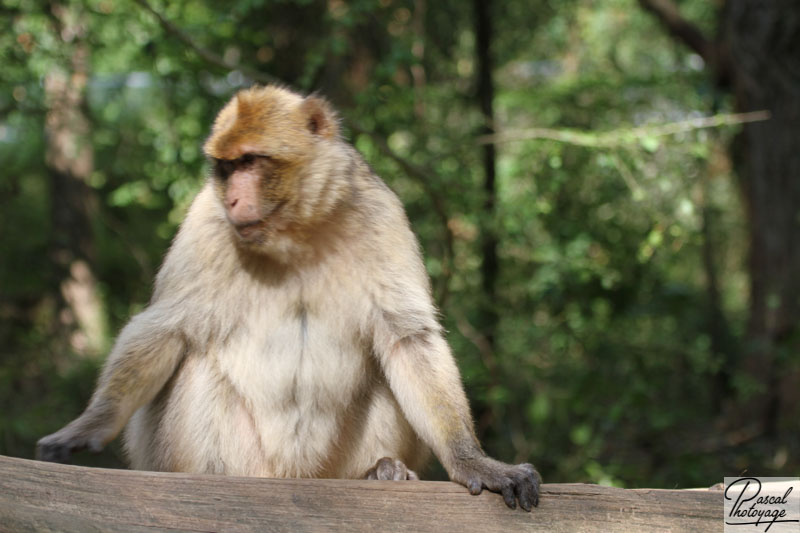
left=301, top=96, right=339, bottom=140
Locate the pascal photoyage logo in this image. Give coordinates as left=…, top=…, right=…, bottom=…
left=724, top=477, right=800, bottom=532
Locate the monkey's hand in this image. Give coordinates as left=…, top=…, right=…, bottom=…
left=451, top=456, right=541, bottom=511
left=364, top=457, right=420, bottom=480
left=36, top=419, right=110, bottom=464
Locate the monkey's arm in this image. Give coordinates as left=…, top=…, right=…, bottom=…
left=374, top=322, right=540, bottom=510
left=37, top=306, right=185, bottom=463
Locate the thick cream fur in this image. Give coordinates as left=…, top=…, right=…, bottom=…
left=71, top=86, right=481, bottom=480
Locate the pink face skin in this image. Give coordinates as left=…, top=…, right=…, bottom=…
left=215, top=154, right=286, bottom=242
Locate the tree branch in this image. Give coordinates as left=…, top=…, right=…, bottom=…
left=478, top=111, right=771, bottom=147
left=637, top=0, right=714, bottom=62
left=1, top=454, right=723, bottom=532
left=132, top=0, right=281, bottom=86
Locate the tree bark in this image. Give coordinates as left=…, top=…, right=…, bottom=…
left=640, top=0, right=800, bottom=436
left=474, top=0, right=499, bottom=350
left=722, top=0, right=800, bottom=435
left=45, top=2, right=106, bottom=356
left=0, top=455, right=723, bottom=533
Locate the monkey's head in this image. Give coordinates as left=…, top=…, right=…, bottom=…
left=203, top=85, right=342, bottom=252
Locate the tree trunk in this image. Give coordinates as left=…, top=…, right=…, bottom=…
left=0, top=454, right=724, bottom=533
left=45, top=2, right=106, bottom=356
left=474, top=0, right=499, bottom=350
left=722, top=0, right=800, bottom=436
left=640, top=0, right=800, bottom=439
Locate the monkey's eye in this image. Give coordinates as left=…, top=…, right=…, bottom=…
left=215, top=159, right=235, bottom=179
left=239, top=153, right=254, bottom=165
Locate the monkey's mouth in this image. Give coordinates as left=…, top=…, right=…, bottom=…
left=232, top=201, right=287, bottom=241
left=234, top=220, right=266, bottom=240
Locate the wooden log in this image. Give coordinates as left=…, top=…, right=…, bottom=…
left=0, top=455, right=720, bottom=532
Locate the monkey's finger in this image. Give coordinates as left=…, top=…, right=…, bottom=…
left=515, top=478, right=533, bottom=512
left=37, top=442, right=72, bottom=464
left=517, top=464, right=541, bottom=508
left=87, top=437, right=105, bottom=454
left=407, top=469, right=419, bottom=480
left=528, top=472, right=541, bottom=508
left=467, top=479, right=483, bottom=495
left=376, top=458, right=396, bottom=480
left=391, top=460, right=408, bottom=481
left=501, top=482, right=516, bottom=509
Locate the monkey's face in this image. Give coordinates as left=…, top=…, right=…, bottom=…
left=203, top=86, right=340, bottom=250
left=211, top=154, right=289, bottom=242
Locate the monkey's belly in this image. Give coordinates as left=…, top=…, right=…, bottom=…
left=124, top=342, right=425, bottom=478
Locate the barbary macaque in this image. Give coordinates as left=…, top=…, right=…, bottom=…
left=37, top=85, right=540, bottom=510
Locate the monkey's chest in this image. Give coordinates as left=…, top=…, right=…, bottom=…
left=169, top=300, right=373, bottom=476
left=217, top=300, right=370, bottom=405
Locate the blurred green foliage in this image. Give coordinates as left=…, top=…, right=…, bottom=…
left=0, top=0, right=788, bottom=486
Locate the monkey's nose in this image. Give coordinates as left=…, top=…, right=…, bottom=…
left=227, top=199, right=261, bottom=228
